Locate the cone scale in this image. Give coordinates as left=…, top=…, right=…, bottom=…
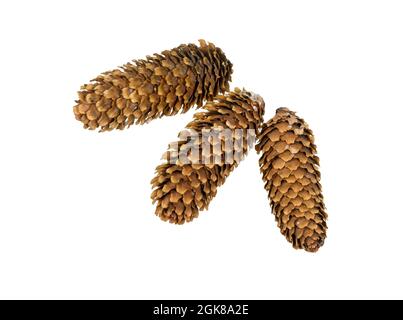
left=151, top=88, right=265, bottom=224
left=73, top=40, right=233, bottom=131
left=256, top=108, right=327, bottom=252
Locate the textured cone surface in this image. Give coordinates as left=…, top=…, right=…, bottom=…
left=151, top=88, right=265, bottom=224
left=256, top=108, right=327, bottom=252
left=73, top=40, right=233, bottom=131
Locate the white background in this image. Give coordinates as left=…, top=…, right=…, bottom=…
left=0, top=0, right=402, bottom=300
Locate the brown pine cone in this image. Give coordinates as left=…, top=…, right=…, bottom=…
left=73, top=40, right=233, bottom=131
left=151, top=88, right=265, bottom=224
left=256, top=108, right=327, bottom=252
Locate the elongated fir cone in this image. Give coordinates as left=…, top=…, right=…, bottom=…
left=256, top=108, right=327, bottom=252
left=151, top=88, right=265, bottom=224
left=73, top=40, right=233, bottom=131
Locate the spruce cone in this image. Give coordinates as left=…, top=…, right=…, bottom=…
left=256, top=108, right=327, bottom=252
left=151, top=88, right=264, bottom=224
left=73, top=40, right=233, bottom=131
